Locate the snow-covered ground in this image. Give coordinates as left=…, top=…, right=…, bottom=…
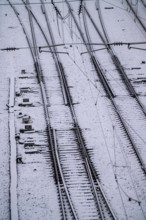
left=0, top=0, right=146, bottom=219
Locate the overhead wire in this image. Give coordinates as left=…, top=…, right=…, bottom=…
left=0, top=0, right=93, bottom=6
left=48, top=0, right=146, bottom=147
left=3, top=0, right=146, bottom=147
left=5, top=0, right=146, bottom=217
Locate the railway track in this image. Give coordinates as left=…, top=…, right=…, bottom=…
left=8, top=1, right=78, bottom=219
left=64, top=0, right=146, bottom=178
left=87, top=0, right=146, bottom=116
left=50, top=3, right=146, bottom=214
left=30, top=0, right=118, bottom=218
left=96, top=0, right=146, bottom=169
left=80, top=1, right=146, bottom=216
left=6, top=0, right=146, bottom=219
left=8, top=0, right=117, bottom=219
left=26, top=0, right=80, bottom=218
left=82, top=0, right=146, bottom=167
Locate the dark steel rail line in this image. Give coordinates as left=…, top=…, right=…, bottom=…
left=64, top=0, right=146, bottom=178
left=66, top=8, right=115, bottom=99
left=21, top=0, right=68, bottom=105
left=85, top=2, right=146, bottom=116
left=8, top=0, right=146, bottom=218
left=17, top=0, right=117, bottom=218
left=125, top=0, right=146, bottom=33
left=39, top=0, right=117, bottom=219
left=25, top=0, right=79, bottom=218
left=39, top=0, right=68, bottom=105
left=83, top=2, right=146, bottom=174
left=12, top=0, right=116, bottom=218
left=95, top=0, right=146, bottom=170
left=78, top=0, right=83, bottom=15
left=82, top=3, right=146, bottom=215
left=8, top=0, right=78, bottom=219
left=49, top=1, right=126, bottom=220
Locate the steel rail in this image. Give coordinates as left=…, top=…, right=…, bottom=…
left=82, top=4, right=146, bottom=217
left=25, top=0, right=79, bottom=219
left=125, top=0, right=146, bottom=33
left=63, top=1, right=121, bottom=220
left=82, top=2, right=146, bottom=175
left=23, top=0, right=114, bottom=218
left=40, top=0, right=98, bottom=177
left=21, top=0, right=68, bottom=105
left=40, top=1, right=68, bottom=105
left=7, top=0, right=35, bottom=61
left=65, top=1, right=115, bottom=99
left=9, top=0, right=78, bottom=219
left=7, top=2, right=36, bottom=219
left=40, top=0, right=118, bottom=219
left=53, top=129, right=79, bottom=220
left=66, top=0, right=146, bottom=174
left=96, top=0, right=146, bottom=171
left=95, top=0, right=146, bottom=115
left=82, top=7, right=144, bottom=219
left=24, top=0, right=104, bottom=219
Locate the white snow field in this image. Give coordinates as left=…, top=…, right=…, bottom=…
left=0, top=0, right=146, bottom=219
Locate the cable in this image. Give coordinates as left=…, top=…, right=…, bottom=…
left=0, top=0, right=93, bottom=6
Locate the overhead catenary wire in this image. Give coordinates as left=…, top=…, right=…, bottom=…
left=1, top=41, right=146, bottom=51
left=0, top=0, right=93, bottom=6
left=4, top=2, right=146, bottom=149
left=4, top=0, right=146, bottom=218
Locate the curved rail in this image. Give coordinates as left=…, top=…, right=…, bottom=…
left=60, top=0, right=128, bottom=220
left=83, top=2, right=146, bottom=174
left=65, top=0, right=146, bottom=178
left=94, top=0, right=146, bottom=170
left=67, top=4, right=115, bottom=101
left=21, top=0, right=68, bottom=105
left=85, top=2, right=146, bottom=116
left=8, top=0, right=78, bottom=219
left=40, top=0, right=117, bottom=219
left=25, top=0, right=79, bottom=218
left=21, top=0, right=117, bottom=218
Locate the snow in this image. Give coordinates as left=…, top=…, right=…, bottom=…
left=0, top=0, right=146, bottom=219
left=9, top=77, right=19, bottom=220
left=0, top=78, right=9, bottom=220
